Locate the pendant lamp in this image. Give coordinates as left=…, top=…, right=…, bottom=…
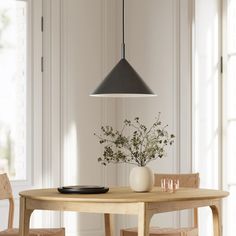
left=90, top=0, right=156, bottom=97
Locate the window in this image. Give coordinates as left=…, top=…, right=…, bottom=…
left=223, top=0, right=236, bottom=235
left=0, top=0, right=27, bottom=180
left=193, top=0, right=221, bottom=235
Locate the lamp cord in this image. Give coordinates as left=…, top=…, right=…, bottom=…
left=122, top=0, right=125, bottom=59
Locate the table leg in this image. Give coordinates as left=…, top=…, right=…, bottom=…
left=210, top=201, right=221, bottom=236
left=138, top=203, right=151, bottom=236
left=104, top=213, right=114, bottom=236
left=19, top=197, right=33, bottom=236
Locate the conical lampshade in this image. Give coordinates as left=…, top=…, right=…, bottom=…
left=90, top=0, right=156, bottom=97
left=91, top=59, right=156, bottom=97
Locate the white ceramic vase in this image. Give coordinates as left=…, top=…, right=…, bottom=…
left=129, top=166, right=154, bottom=192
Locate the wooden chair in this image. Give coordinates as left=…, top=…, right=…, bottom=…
left=120, top=173, right=200, bottom=236
left=0, top=173, right=65, bottom=236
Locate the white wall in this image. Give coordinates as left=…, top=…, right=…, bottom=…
left=61, top=1, right=117, bottom=235
left=42, top=0, right=193, bottom=235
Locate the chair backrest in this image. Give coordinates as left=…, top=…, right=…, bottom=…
left=154, top=173, right=200, bottom=188
left=154, top=173, right=200, bottom=227
left=0, top=173, right=14, bottom=229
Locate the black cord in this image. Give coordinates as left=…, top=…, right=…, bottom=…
left=122, top=0, right=124, bottom=45
left=122, top=0, right=125, bottom=59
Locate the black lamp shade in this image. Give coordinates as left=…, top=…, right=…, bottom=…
left=91, top=59, right=156, bottom=97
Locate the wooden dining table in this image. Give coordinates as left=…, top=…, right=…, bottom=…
left=19, top=187, right=229, bottom=236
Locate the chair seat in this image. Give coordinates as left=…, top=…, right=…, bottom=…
left=0, top=228, right=65, bottom=236
left=121, top=227, right=198, bottom=236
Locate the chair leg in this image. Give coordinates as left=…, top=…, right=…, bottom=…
left=104, top=214, right=114, bottom=236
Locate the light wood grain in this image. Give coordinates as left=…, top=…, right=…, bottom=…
left=0, top=173, right=14, bottom=229
left=104, top=214, right=114, bottom=236
left=19, top=187, right=229, bottom=236
left=0, top=173, right=65, bottom=236
left=138, top=203, right=152, bottom=236
left=155, top=173, right=200, bottom=229
left=154, top=173, right=200, bottom=188
left=210, top=202, right=221, bottom=236
left=20, top=187, right=228, bottom=203
left=0, top=228, right=65, bottom=236
left=121, top=227, right=198, bottom=236
left=19, top=197, right=33, bottom=236
left=122, top=173, right=200, bottom=236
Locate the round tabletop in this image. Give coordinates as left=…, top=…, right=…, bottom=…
left=19, top=187, right=229, bottom=203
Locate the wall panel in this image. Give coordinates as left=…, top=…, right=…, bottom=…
left=115, top=0, right=191, bottom=231
left=60, top=0, right=117, bottom=235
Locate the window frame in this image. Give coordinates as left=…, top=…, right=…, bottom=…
left=222, top=0, right=236, bottom=235
left=9, top=0, right=43, bottom=198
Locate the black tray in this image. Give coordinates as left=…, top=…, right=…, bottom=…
left=57, top=185, right=109, bottom=194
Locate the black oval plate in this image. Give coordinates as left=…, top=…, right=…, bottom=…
left=57, top=186, right=109, bottom=194
left=61, top=185, right=105, bottom=190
